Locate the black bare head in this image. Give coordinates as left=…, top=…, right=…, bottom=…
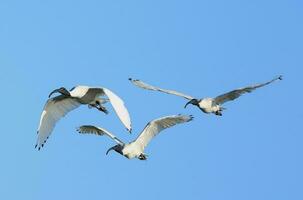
left=106, top=144, right=123, bottom=156
left=48, top=87, right=71, bottom=98
left=184, top=99, right=199, bottom=108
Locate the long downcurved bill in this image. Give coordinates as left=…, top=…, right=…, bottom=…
left=184, top=100, right=194, bottom=108
left=106, top=146, right=116, bottom=155
left=48, top=89, right=61, bottom=98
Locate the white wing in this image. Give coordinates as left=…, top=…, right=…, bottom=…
left=134, top=115, right=193, bottom=151
left=102, top=88, right=132, bottom=133
left=36, top=96, right=81, bottom=150
left=129, top=78, right=194, bottom=100
left=214, top=75, right=283, bottom=105
left=82, top=87, right=132, bottom=132
left=77, top=125, right=124, bottom=146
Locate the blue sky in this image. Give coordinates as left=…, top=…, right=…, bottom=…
left=0, top=0, right=302, bottom=199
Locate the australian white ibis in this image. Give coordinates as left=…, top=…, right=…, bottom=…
left=36, top=86, right=132, bottom=150
left=77, top=115, right=193, bottom=160
left=129, top=76, right=282, bottom=116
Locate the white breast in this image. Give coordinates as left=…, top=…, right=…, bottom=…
left=199, top=98, right=215, bottom=113
left=122, top=143, right=141, bottom=159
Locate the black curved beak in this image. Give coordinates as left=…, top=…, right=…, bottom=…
left=184, top=100, right=193, bottom=108
left=184, top=99, right=199, bottom=108
left=48, top=87, right=71, bottom=98
left=48, top=89, right=61, bottom=98
left=106, top=146, right=116, bottom=155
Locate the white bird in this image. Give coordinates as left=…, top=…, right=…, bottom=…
left=36, top=86, right=132, bottom=150
left=129, top=76, right=282, bottom=116
left=77, top=115, right=193, bottom=160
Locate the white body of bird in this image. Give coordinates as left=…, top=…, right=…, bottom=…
left=77, top=115, right=193, bottom=160
left=121, top=142, right=142, bottom=159
left=129, top=76, right=282, bottom=116
left=198, top=98, right=221, bottom=114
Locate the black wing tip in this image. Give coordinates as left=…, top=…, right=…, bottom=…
left=35, top=144, right=41, bottom=151
left=77, top=126, right=87, bottom=134
left=35, top=136, right=49, bottom=151
left=129, top=77, right=140, bottom=82
left=278, top=75, right=283, bottom=80
left=127, top=127, right=132, bottom=134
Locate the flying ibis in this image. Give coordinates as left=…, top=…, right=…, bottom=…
left=77, top=115, right=193, bottom=160
left=129, top=76, right=282, bottom=116
left=36, top=86, right=132, bottom=150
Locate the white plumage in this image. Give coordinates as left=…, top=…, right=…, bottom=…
left=77, top=115, right=193, bottom=160
left=129, top=76, right=282, bottom=116
left=36, top=86, right=132, bottom=150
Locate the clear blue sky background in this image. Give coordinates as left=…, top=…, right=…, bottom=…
left=0, top=0, right=302, bottom=199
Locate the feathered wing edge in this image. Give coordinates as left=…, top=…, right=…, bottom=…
left=129, top=78, right=194, bottom=100
left=77, top=125, right=125, bottom=146
left=102, top=88, right=132, bottom=133
left=134, top=115, right=194, bottom=151
left=214, top=75, right=283, bottom=105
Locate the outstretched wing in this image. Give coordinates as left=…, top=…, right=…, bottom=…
left=214, top=75, right=282, bottom=105
left=129, top=78, right=194, bottom=100
left=134, top=115, right=193, bottom=151
left=77, top=125, right=124, bottom=146
left=102, top=88, right=132, bottom=133
left=87, top=87, right=132, bottom=133
left=36, top=96, right=81, bottom=150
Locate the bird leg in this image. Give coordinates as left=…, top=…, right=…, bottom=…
left=215, top=111, right=222, bottom=116
left=97, top=105, right=109, bottom=114
left=95, top=100, right=109, bottom=114
left=88, top=103, right=109, bottom=114
left=214, top=106, right=225, bottom=116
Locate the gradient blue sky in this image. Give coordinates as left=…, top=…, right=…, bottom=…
left=0, top=0, right=302, bottom=200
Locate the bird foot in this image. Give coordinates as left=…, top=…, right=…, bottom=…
left=215, top=111, right=222, bottom=116
left=89, top=104, right=109, bottom=114
left=98, top=106, right=109, bottom=115
left=138, top=154, right=148, bottom=160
